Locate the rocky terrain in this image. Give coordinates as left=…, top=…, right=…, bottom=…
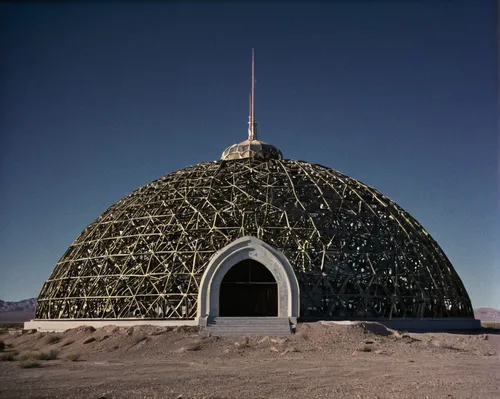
left=0, top=321, right=499, bottom=399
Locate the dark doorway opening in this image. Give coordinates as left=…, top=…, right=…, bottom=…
left=219, top=259, right=278, bottom=317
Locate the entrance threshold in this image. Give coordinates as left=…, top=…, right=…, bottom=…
left=204, top=316, right=293, bottom=336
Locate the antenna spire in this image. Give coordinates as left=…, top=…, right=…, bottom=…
left=220, top=48, right=283, bottom=160
left=248, top=48, right=257, bottom=141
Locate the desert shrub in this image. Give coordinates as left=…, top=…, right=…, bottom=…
left=38, top=350, right=58, bottom=360
left=19, top=350, right=58, bottom=361
left=61, top=340, right=75, bottom=347
left=65, top=352, right=81, bottom=362
left=0, top=340, right=4, bottom=351
left=358, top=344, right=373, bottom=352
left=234, top=338, right=250, bottom=349
left=0, top=353, right=15, bottom=361
left=19, top=360, right=42, bottom=369
left=19, top=351, right=39, bottom=361
left=45, top=334, right=61, bottom=344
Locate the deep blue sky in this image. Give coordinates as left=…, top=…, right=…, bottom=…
left=1, top=2, right=498, bottom=308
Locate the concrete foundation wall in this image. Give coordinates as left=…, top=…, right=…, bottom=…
left=24, top=318, right=199, bottom=332
left=25, top=317, right=481, bottom=333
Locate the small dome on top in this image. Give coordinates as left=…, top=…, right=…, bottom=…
left=221, top=139, right=283, bottom=160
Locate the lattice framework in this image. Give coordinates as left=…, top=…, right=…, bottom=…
left=36, top=158, right=473, bottom=320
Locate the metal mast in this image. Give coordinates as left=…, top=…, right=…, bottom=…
left=248, top=48, right=257, bottom=141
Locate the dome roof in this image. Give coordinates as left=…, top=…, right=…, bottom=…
left=36, top=157, right=473, bottom=320
left=221, top=139, right=283, bottom=160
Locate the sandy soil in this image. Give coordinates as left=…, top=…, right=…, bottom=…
left=1, top=322, right=499, bottom=399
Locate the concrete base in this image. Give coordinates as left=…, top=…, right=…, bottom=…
left=24, top=318, right=199, bottom=332
left=320, top=318, right=482, bottom=333
left=25, top=317, right=481, bottom=333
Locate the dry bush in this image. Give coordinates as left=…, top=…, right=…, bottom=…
left=19, top=350, right=58, bottom=361
left=38, top=350, right=59, bottom=360
left=0, top=340, right=4, bottom=352
left=66, top=352, right=81, bottom=362
left=19, top=360, right=42, bottom=369
left=233, top=336, right=250, bottom=349
left=19, top=351, right=40, bottom=361
left=0, top=353, right=15, bottom=361
left=358, top=344, right=373, bottom=352
left=45, top=334, right=61, bottom=344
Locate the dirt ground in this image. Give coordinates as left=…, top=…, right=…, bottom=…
left=0, top=322, right=499, bottom=399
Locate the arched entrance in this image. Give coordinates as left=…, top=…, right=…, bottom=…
left=198, top=236, right=300, bottom=326
left=219, top=259, right=278, bottom=317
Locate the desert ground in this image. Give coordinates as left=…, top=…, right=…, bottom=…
left=0, top=322, right=499, bottom=399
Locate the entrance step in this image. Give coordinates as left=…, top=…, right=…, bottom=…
left=204, top=317, right=293, bottom=336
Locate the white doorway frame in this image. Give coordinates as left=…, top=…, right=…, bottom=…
left=198, top=236, right=300, bottom=325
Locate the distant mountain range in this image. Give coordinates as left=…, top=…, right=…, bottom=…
left=1, top=298, right=499, bottom=322
left=0, top=298, right=37, bottom=322
left=474, top=308, right=500, bottom=322
left=0, top=298, right=36, bottom=313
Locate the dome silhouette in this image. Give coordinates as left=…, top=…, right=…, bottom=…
left=30, top=49, right=477, bottom=333
left=35, top=157, right=473, bottom=321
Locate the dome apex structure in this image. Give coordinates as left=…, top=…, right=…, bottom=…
left=221, top=48, right=283, bottom=161
left=27, top=50, right=479, bottom=333
left=221, top=139, right=283, bottom=160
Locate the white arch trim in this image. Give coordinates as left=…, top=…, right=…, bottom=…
left=198, top=236, right=300, bottom=324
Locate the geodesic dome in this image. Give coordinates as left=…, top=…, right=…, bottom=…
left=35, top=154, right=473, bottom=321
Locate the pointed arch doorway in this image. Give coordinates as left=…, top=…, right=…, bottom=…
left=219, top=258, right=278, bottom=317
left=198, top=236, right=300, bottom=327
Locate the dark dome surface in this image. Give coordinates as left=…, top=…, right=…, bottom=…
left=36, top=158, right=473, bottom=320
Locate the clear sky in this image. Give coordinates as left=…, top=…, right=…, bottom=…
left=1, top=2, right=498, bottom=308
